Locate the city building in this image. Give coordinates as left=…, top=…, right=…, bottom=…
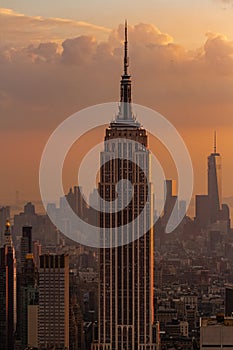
left=13, top=202, right=59, bottom=248
left=195, top=195, right=210, bottom=229
left=225, top=284, right=233, bottom=317
left=162, top=180, right=178, bottom=230
left=20, top=226, right=32, bottom=269
left=0, top=220, right=17, bottom=350
left=32, top=240, right=42, bottom=269
left=200, top=315, right=233, bottom=350
left=38, top=254, right=69, bottom=350
left=163, top=319, right=188, bottom=338
left=18, top=252, right=38, bottom=349
left=69, top=271, right=84, bottom=350
left=92, top=22, right=159, bottom=350
left=27, top=304, right=39, bottom=348
left=0, top=206, right=10, bottom=245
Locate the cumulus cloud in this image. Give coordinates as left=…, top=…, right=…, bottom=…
left=1, top=9, right=233, bottom=206
left=1, top=10, right=233, bottom=133
left=61, top=36, right=97, bottom=65
left=204, top=32, right=233, bottom=71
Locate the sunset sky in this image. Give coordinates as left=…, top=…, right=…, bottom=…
left=0, top=0, right=233, bottom=216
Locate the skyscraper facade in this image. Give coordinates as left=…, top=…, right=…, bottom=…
left=20, top=226, right=32, bottom=269
left=0, top=221, right=17, bottom=350
left=93, top=22, right=158, bottom=350
left=38, top=254, right=69, bottom=350
left=0, top=206, right=10, bottom=245
left=17, top=252, right=38, bottom=349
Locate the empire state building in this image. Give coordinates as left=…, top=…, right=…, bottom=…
left=92, top=22, right=159, bottom=350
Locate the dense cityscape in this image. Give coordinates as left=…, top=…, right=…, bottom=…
left=1, top=8, right=233, bottom=350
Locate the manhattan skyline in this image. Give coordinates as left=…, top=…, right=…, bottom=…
left=0, top=6, right=233, bottom=349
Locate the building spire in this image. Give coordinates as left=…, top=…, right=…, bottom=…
left=214, top=130, right=217, bottom=154
left=124, top=19, right=129, bottom=76
left=119, top=20, right=133, bottom=120
left=112, top=20, right=140, bottom=126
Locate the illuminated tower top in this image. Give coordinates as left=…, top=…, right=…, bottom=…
left=5, top=219, right=13, bottom=247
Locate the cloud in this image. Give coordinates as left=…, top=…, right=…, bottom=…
left=61, top=36, right=97, bottom=65
left=204, top=32, right=233, bottom=71
left=0, top=8, right=111, bottom=48
left=1, top=13, right=233, bottom=133
left=1, top=11, right=233, bottom=206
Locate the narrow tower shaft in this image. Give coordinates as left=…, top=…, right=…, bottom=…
left=119, top=21, right=133, bottom=120
left=208, top=131, right=222, bottom=222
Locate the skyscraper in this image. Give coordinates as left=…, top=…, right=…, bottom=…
left=20, top=226, right=32, bottom=269
left=17, top=226, right=38, bottom=350
left=0, top=206, right=10, bottom=245
left=38, top=254, right=69, bottom=350
left=93, top=22, right=158, bottom=350
left=0, top=220, right=17, bottom=350
left=161, top=180, right=178, bottom=230
left=18, top=253, right=38, bottom=349
left=195, top=132, right=230, bottom=230
left=208, top=131, right=222, bottom=224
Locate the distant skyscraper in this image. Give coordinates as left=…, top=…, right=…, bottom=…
left=195, top=195, right=210, bottom=229
left=0, top=221, right=17, bottom=350
left=13, top=202, right=59, bottom=247
left=17, top=225, right=37, bottom=349
left=38, top=254, right=69, bottom=350
left=195, top=132, right=230, bottom=230
left=33, top=240, right=42, bottom=269
left=18, top=253, right=38, bottom=349
left=0, top=206, right=10, bottom=245
left=208, top=131, right=222, bottom=224
left=20, top=226, right=32, bottom=269
left=69, top=271, right=84, bottom=350
left=93, top=22, right=158, bottom=350
left=162, top=180, right=178, bottom=230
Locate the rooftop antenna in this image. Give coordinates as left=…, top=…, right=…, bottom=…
left=124, top=19, right=129, bottom=75
left=214, top=130, right=217, bottom=153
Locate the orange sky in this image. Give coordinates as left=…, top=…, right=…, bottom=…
left=0, top=7, right=233, bottom=218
